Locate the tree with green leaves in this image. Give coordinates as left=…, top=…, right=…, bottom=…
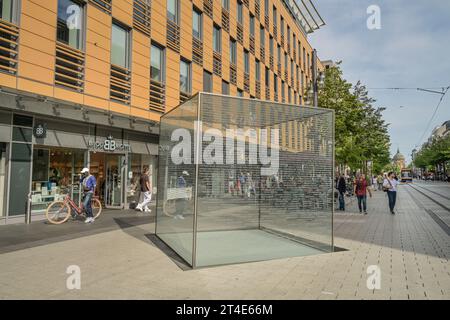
left=318, top=62, right=391, bottom=174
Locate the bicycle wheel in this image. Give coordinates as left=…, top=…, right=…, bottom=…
left=46, top=201, right=71, bottom=224
left=91, top=198, right=102, bottom=219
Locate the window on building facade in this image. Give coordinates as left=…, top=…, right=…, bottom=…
left=180, top=59, right=191, bottom=94
left=111, top=22, right=130, bottom=69
left=287, top=25, right=290, bottom=45
left=272, top=6, right=277, bottom=27
left=0, top=0, right=18, bottom=23
left=269, top=36, right=274, bottom=55
left=213, top=24, right=221, bottom=53
left=265, top=67, right=269, bottom=86
left=280, top=16, right=284, bottom=34
left=277, top=45, right=281, bottom=64
left=260, top=25, right=265, bottom=46
left=250, top=14, right=255, bottom=36
left=192, top=7, right=202, bottom=40
left=57, top=0, right=84, bottom=50
left=255, top=59, right=260, bottom=81
left=237, top=0, right=243, bottom=24
left=203, top=70, right=212, bottom=92
left=274, top=74, right=278, bottom=94
left=244, top=49, right=249, bottom=74
left=222, top=80, right=230, bottom=95
left=151, top=43, right=165, bottom=82
left=281, top=80, right=285, bottom=100
left=284, top=52, right=288, bottom=70
left=167, top=0, right=179, bottom=24
left=230, top=38, right=237, bottom=64
left=237, top=88, right=244, bottom=97
left=222, top=0, right=229, bottom=10
left=264, top=0, right=269, bottom=15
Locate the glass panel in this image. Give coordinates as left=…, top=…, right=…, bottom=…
left=156, top=95, right=198, bottom=267
left=213, top=25, right=221, bottom=53
left=0, top=0, right=13, bottom=22
left=222, top=81, right=229, bottom=95
left=229, top=39, right=236, bottom=64
left=0, top=143, right=6, bottom=217
left=180, top=59, right=190, bottom=94
left=192, top=9, right=201, bottom=40
left=244, top=50, right=249, bottom=73
left=13, top=114, right=33, bottom=127
left=105, top=154, right=123, bottom=207
left=12, top=127, right=32, bottom=143
left=222, top=0, right=229, bottom=10
left=57, top=0, right=84, bottom=50
left=167, top=0, right=178, bottom=23
left=237, top=89, right=243, bottom=97
left=265, top=67, right=269, bottom=86
left=8, top=143, right=32, bottom=216
left=255, top=60, right=260, bottom=81
left=249, top=15, right=254, bottom=36
left=164, top=93, right=334, bottom=268
left=151, top=44, right=163, bottom=82
left=260, top=27, right=265, bottom=46
left=269, top=36, right=273, bottom=55
left=111, top=23, right=129, bottom=68
left=273, top=6, right=277, bottom=25
left=203, top=71, right=212, bottom=92
left=237, top=1, right=243, bottom=24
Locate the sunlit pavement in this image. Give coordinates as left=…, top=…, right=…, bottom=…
left=0, top=183, right=448, bottom=300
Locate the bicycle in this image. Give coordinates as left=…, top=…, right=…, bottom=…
left=46, top=187, right=102, bottom=224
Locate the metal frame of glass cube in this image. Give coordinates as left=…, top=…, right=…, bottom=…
left=155, top=93, right=335, bottom=268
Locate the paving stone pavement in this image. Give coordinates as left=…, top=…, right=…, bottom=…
left=0, top=185, right=448, bottom=300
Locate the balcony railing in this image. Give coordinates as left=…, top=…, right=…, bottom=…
left=230, top=63, right=237, bottom=85
left=55, top=41, right=85, bottom=92
left=269, top=55, right=274, bottom=71
left=192, top=37, right=203, bottom=66
left=150, top=79, right=165, bottom=113
left=255, top=80, right=261, bottom=99
left=133, top=0, right=151, bottom=36
left=222, top=9, right=229, bottom=33
left=166, top=19, right=180, bottom=53
left=243, top=0, right=249, bottom=8
left=249, top=34, right=255, bottom=55
left=260, top=46, right=265, bottom=64
left=273, top=25, right=277, bottom=39
left=213, top=51, right=222, bottom=77
left=180, top=91, right=191, bottom=104
left=110, top=64, right=131, bottom=104
left=244, top=72, right=250, bottom=93
left=236, top=23, right=244, bottom=45
left=265, top=86, right=270, bottom=100
left=255, top=1, right=260, bottom=18
left=0, top=19, right=19, bottom=75
left=204, top=0, right=213, bottom=19
left=277, top=62, right=281, bottom=77
left=264, top=15, right=269, bottom=30
left=89, top=0, right=112, bottom=15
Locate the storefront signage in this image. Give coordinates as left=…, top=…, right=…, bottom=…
left=88, top=135, right=131, bottom=152
left=33, top=123, right=47, bottom=139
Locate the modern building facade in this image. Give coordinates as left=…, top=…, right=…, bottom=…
left=0, top=0, right=324, bottom=223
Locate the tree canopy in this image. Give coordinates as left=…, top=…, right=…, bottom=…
left=318, top=63, right=391, bottom=173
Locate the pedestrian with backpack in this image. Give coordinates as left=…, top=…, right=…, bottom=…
left=354, top=175, right=372, bottom=214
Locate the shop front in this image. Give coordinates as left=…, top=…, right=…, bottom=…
left=0, top=108, right=159, bottom=224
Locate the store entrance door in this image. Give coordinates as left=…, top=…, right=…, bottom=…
left=104, top=154, right=125, bottom=208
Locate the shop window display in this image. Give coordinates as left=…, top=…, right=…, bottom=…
left=31, top=147, right=85, bottom=214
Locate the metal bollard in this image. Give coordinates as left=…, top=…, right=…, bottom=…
left=25, top=192, right=32, bottom=224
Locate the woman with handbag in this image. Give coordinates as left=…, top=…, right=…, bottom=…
left=383, top=171, right=399, bottom=214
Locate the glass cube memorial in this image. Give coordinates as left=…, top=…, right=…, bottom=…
left=155, top=93, right=334, bottom=268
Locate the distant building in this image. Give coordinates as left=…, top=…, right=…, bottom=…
left=392, top=148, right=406, bottom=170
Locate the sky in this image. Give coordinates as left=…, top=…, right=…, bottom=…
left=306, top=0, right=450, bottom=163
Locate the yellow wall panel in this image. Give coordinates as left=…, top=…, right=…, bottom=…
left=84, top=81, right=109, bottom=99
left=18, top=61, right=54, bottom=84
left=18, top=78, right=53, bottom=96
left=20, top=15, right=55, bottom=42
left=20, top=30, right=55, bottom=56
left=0, top=73, right=17, bottom=89
left=110, top=101, right=130, bottom=115
left=85, top=68, right=110, bottom=86
left=19, top=46, right=54, bottom=70
left=54, top=87, right=84, bottom=104
left=84, top=95, right=109, bottom=110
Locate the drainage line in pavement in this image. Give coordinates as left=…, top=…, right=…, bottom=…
left=411, top=183, right=450, bottom=201
left=405, top=186, right=450, bottom=236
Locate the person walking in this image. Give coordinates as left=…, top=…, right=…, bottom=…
left=354, top=175, right=372, bottom=214
left=136, top=167, right=152, bottom=212
left=383, top=171, right=399, bottom=214
left=377, top=174, right=384, bottom=191
left=174, top=171, right=189, bottom=220
left=80, top=167, right=97, bottom=223
left=337, top=174, right=346, bottom=211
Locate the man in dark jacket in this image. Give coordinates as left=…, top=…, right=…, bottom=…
left=337, top=174, right=346, bottom=211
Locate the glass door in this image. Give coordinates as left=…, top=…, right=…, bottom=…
left=104, top=154, right=123, bottom=208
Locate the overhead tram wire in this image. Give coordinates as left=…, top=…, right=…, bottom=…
left=415, top=86, right=450, bottom=148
